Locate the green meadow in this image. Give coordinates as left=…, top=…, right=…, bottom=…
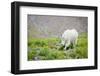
left=28, top=33, right=88, bottom=61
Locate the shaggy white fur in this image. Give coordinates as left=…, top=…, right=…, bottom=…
left=61, top=29, right=78, bottom=50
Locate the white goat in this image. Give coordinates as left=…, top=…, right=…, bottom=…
left=61, top=29, right=78, bottom=50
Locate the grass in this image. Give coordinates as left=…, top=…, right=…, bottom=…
left=28, top=33, right=88, bottom=61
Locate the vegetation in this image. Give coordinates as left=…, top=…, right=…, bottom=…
left=28, top=33, right=88, bottom=61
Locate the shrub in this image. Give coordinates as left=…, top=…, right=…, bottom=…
left=28, top=33, right=88, bottom=60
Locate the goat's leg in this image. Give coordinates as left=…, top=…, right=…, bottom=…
left=64, top=41, right=70, bottom=50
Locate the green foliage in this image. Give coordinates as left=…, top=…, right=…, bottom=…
left=28, top=48, right=37, bottom=61
left=28, top=33, right=88, bottom=60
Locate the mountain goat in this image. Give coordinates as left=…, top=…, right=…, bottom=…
left=61, top=29, right=78, bottom=50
